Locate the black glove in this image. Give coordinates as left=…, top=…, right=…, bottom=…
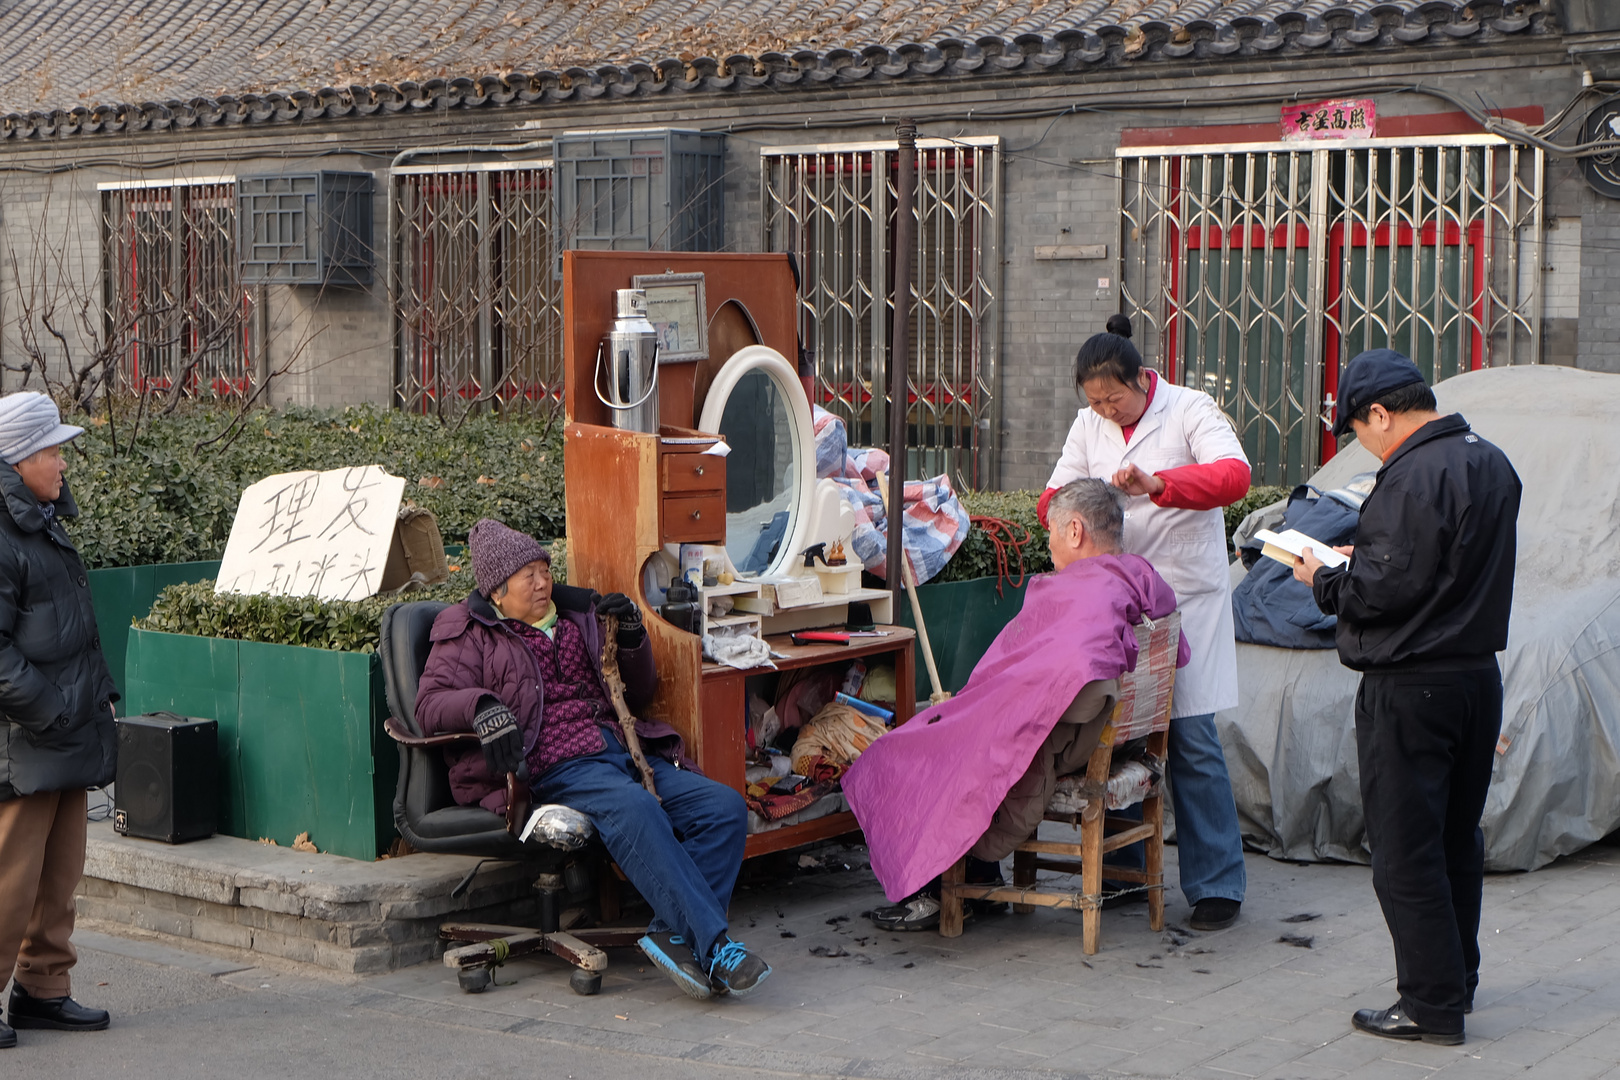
left=598, top=591, right=644, bottom=647
left=471, top=698, right=524, bottom=777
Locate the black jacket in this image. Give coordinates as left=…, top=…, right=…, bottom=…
left=1312, top=414, right=1521, bottom=672
left=0, top=468, right=118, bottom=801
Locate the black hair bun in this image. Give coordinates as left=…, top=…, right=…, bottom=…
left=1105, top=313, right=1133, bottom=339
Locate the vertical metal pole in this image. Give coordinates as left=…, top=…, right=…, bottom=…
left=886, top=120, right=916, bottom=606
left=1303, top=148, right=1330, bottom=471
left=476, top=171, right=494, bottom=408
left=255, top=283, right=271, bottom=406
left=1530, top=148, right=1545, bottom=364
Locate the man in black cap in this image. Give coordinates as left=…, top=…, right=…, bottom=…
left=1293, top=349, right=1520, bottom=1046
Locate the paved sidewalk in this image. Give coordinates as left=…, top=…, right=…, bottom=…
left=15, top=830, right=1620, bottom=1079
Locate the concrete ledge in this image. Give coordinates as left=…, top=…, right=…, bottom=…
left=78, top=822, right=548, bottom=973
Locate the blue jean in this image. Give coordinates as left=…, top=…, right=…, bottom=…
left=1111, top=712, right=1246, bottom=905
left=534, top=744, right=747, bottom=964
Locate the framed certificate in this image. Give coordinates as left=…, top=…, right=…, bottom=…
left=633, top=272, right=707, bottom=363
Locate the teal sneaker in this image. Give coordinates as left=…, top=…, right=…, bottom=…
left=637, top=932, right=713, bottom=1000
left=707, top=938, right=771, bottom=997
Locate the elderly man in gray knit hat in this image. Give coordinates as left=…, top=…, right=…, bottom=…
left=0, top=392, right=117, bottom=1049
left=415, top=519, right=771, bottom=1001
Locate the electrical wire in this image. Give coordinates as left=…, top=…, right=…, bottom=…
left=4, top=77, right=1620, bottom=180
left=86, top=785, right=114, bottom=822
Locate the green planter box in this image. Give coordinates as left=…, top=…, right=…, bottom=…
left=123, top=628, right=395, bottom=861
left=898, top=575, right=1029, bottom=701
left=88, top=561, right=222, bottom=712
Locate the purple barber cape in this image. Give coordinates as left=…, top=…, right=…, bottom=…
left=843, top=553, right=1188, bottom=902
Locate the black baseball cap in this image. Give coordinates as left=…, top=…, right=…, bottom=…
left=1333, top=349, right=1427, bottom=438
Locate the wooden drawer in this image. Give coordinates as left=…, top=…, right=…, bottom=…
left=661, top=493, right=725, bottom=544
left=661, top=451, right=724, bottom=494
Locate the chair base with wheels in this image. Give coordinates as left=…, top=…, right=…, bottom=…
left=381, top=600, right=644, bottom=995
left=939, top=612, right=1180, bottom=954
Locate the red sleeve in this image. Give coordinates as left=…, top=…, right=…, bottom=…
left=1036, top=486, right=1056, bottom=529
left=1150, top=457, right=1251, bottom=512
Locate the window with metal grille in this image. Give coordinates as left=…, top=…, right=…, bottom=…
left=391, top=163, right=562, bottom=416
left=100, top=179, right=253, bottom=397
left=1119, top=137, right=1542, bottom=485
left=762, top=138, right=1001, bottom=488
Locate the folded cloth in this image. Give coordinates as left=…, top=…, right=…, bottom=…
left=703, top=630, right=774, bottom=670
left=790, top=702, right=888, bottom=780
left=747, top=779, right=836, bottom=822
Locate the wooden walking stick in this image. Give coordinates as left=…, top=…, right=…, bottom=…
left=599, top=614, right=659, bottom=799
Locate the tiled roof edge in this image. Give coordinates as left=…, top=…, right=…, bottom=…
left=0, top=4, right=1552, bottom=143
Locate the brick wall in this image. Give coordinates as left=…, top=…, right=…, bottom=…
left=0, top=41, right=1608, bottom=488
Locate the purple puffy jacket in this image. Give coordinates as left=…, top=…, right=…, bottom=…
left=415, top=584, right=690, bottom=815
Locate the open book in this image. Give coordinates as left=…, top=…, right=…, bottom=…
left=1253, top=528, right=1350, bottom=572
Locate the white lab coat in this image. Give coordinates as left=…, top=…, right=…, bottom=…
left=1047, top=378, right=1246, bottom=718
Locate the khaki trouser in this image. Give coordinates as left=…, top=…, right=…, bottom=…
left=0, top=788, right=87, bottom=998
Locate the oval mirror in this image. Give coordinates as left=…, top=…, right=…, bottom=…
left=697, top=345, right=814, bottom=579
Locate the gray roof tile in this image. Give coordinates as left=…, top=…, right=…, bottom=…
left=0, top=0, right=1552, bottom=140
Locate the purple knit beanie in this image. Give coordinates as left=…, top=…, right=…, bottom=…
left=468, top=518, right=550, bottom=597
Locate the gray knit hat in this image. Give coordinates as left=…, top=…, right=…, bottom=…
left=0, top=392, right=83, bottom=465
left=468, top=518, right=550, bottom=597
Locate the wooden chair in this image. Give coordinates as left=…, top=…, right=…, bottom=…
left=939, top=611, right=1180, bottom=954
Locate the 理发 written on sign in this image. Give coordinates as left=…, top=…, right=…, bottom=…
left=215, top=465, right=407, bottom=600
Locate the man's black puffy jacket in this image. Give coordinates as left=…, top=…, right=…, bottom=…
left=0, top=467, right=117, bottom=801
left=1312, top=413, right=1521, bottom=671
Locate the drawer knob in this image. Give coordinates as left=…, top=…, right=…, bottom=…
left=694, top=465, right=704, bottom=476
left=690, top=510, right=702, bottom=521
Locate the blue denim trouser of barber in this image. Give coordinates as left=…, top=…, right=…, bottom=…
left=534, top=743, right=747, bottom=964
left=1111, top=712, right=1246, bottom=905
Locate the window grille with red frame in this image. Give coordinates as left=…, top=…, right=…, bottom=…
left=392, top=165, right=562, bottom=416
left=1119, top=139, right=1541, bottom=484
left=762, top=138, right=1001, bottom=489
left=101, top=181, right=253, bottom=398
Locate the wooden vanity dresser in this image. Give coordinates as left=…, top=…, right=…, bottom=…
left=560, top=251, right=915, bottom=857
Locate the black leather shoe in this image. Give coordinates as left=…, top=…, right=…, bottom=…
left=0, top=1017, right=15, bottom=1049
left=1189, top=897, right=1241, bottom=931
left=7, top=985, right=110, bottom=1032
left=1352, top=1003, right=1462, bottom=1045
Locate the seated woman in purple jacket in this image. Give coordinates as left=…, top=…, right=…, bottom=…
left=415, top=518, right=769, bottom=1000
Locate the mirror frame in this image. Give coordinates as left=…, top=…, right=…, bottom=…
left=697, top=345, right=815, bottom=580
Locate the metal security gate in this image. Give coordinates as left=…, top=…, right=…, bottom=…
left=392, top=162, right=563, bottom=415
left=1119, top=136, right=1543, bottom=484
left=101, top=179, right=252, bottom=397
left=762, top=137, right=1001, bottom=488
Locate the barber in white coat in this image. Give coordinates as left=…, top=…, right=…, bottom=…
left=1039, top=316, right=1250, bottom=931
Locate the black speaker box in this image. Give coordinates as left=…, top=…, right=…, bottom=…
left=114, top=712, right=218, bottom=844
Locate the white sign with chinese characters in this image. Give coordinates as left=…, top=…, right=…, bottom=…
left=215, top=465, right=407, bottom=601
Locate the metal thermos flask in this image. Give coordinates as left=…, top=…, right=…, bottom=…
left=596, top=288, right=660, bottom=433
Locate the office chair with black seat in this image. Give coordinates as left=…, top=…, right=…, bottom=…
left=379, top=600, right=640, bottom=995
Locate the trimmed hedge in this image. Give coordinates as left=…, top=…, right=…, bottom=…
left=1225, top=485, right=1290, bottom=541
left=934, top=490, right=1052, bottom=585
left=137, top=542, right=572, bottom=654
left=934, top=484, right=1292, bottom=585
left=66, top=405, right=565, bottom=570
left=136, top=573, right=474, bottom=653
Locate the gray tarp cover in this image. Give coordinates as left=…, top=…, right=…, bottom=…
left=1220, top=366, right=1620, bottom=872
